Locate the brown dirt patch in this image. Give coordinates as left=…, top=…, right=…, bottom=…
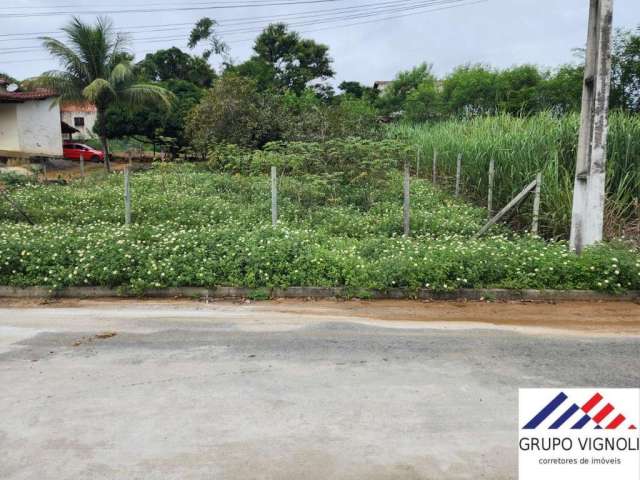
left=1, top=297, right=639, bottom=335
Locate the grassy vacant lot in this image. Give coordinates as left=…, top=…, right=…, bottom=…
left=0, top=163, right=638, bottom=293
left=393, top=112, right=640, bottom=239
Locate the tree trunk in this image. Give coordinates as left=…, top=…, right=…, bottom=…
left=97, top=107, right=111, bottom=172
left=100, top=135, right=111, bottom=172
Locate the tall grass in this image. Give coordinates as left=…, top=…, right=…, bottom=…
left=390, top=112, right=640, bottom=239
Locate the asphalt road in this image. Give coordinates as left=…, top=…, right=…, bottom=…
left=1, top=301, right=639, bottom=479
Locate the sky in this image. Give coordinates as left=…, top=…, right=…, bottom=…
left=1, top=0, right=639, bottom=86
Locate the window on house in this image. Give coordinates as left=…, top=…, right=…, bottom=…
left=74, top=117, right=85, bottom=127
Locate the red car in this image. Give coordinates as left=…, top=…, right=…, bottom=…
left=63, top=142, right=104, bottom=162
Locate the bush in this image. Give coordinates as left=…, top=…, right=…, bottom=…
left=186, top=74, right=284, bottom=157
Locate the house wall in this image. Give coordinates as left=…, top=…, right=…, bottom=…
left=61, top=110, right=97, bottom=139
left=0, top=104, right=20, bottom=153
left=16, top=99, right=63, bottom=156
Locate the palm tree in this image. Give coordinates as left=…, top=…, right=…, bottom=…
left=38, top=17, right=173, bottom=171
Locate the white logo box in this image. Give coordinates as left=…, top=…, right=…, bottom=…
left=518, top=388, right=639, bottom=480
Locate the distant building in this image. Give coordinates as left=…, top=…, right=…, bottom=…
left=60, top=102, right=97, bottom=139
left=0, top=80, right=63, bottom=159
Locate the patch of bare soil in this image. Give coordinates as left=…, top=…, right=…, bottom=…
left=258, top=299, right=640, bottom=335
left=1, top=297, right=639, bottom=335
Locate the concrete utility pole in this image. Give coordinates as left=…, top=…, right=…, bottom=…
left=569, top=0, right=614, bottom=253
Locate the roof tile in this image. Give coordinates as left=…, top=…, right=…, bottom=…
left=0, top=88, right=58, bottom=102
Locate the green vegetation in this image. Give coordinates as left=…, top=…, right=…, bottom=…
left=391, top=112, right=640, bottom=239
left=376, top=26, right=639, bottom=118
left=3, top=18, right=638, bottom=294
left=36, top=17, right=174, bottom=171
left=185, top=75, right=379, bottom=157
left=0, top=161, right=638, bottom=292
left=228, top=22, right=334, bottom=94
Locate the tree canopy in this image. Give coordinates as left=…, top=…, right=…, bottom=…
left=611, top=26, right=640, bottom=112
left=38, top=16, right=173, bottom=170
left=137, top=48, right=215, bottom=87
left=236, top=23, right=334, bottom=94
left=33, top=15, right=640, bottom=163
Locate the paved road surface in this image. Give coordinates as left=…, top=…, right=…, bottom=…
left=0, top=300, right=639, bottom=479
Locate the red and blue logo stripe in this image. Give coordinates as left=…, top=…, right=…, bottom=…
left=523, top=391, right=637, bottom=430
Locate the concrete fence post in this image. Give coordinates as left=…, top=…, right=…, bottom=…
left=432, top=149, right=437, bottom=185
left=403, top=159, right=410, bottom=237
left=532, top=172, right=542, bottom=235
left=488, top=158, right=495, bottom=219
left=455, top=153, right=462, bottom=197
left=79, top=154, right=85, bottom=180
left=271, top=166, right=278, bottom=226
left=124, top=166, right=131, bottom=226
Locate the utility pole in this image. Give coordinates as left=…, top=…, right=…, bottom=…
left=569, top=0, right=614, bottom=253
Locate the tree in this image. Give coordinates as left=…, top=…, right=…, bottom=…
left=338, top=81, right=366, bottom=98
left=378, top=63, right=436, bottom=114
left=536, top=65, right=583, bottom=113
left=570, top=26, right=640, bottom=112
left=0, top=73, right=18, bottom=83
left=187, top=17, right=228, bottom=62
left=137, top=48, right=215, bottom=87
left=38, top=17, right=173, bottom=171
left=310, top=83, right=335, bottom=102
left=495, top=65, right=543, bottom=115
left=229, top=58, right=278, bottom=92
left=441, top=64, right=499, bottom=116
left=243, top=23, right=334, bottom=94
left=404, top=81, right=442, bottom=122
left=611, top=26, right=640, bottom=112
left=337, top=81, right=378, bottom=103
left=103, top=79, right=204, bottom=156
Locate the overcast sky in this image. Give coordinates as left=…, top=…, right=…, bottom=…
left=1, top=0, right=639, bottom=86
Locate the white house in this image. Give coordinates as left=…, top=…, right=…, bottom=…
left=60, top=102, right=97, bottom=139
left=0, top=81, right=63, bottom=158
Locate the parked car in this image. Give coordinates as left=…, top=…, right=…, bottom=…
left=62, top=142, right=104, bottom=162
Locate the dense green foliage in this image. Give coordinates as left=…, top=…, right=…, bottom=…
left=1, top=163, right=638, bottom=292
left=378, top=27, right=639, bottom=118
left=230, top=22, right=334, bottom=94
left=37, top=17, right=173, bottom=170
left=137, top=47, right=216, bottom=87
left=391, top=112, right=640, bottom=239
left=185, top=74, right=284, bottom=155
left=207, top=138, right=407, bottom=209
left=103, top=79, right=204, bottom=154
left=101, top=47, right=215, bottom=155
left=33, top=17, right=636, bottom=169
left=611, top=26, right=640, bottom=112
left=380, top=63, right=583, bottom=119
left=185, top=75, right=380, bottom=155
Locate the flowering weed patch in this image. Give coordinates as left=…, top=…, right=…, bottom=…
left=0, top=164, right=638, bottom=292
